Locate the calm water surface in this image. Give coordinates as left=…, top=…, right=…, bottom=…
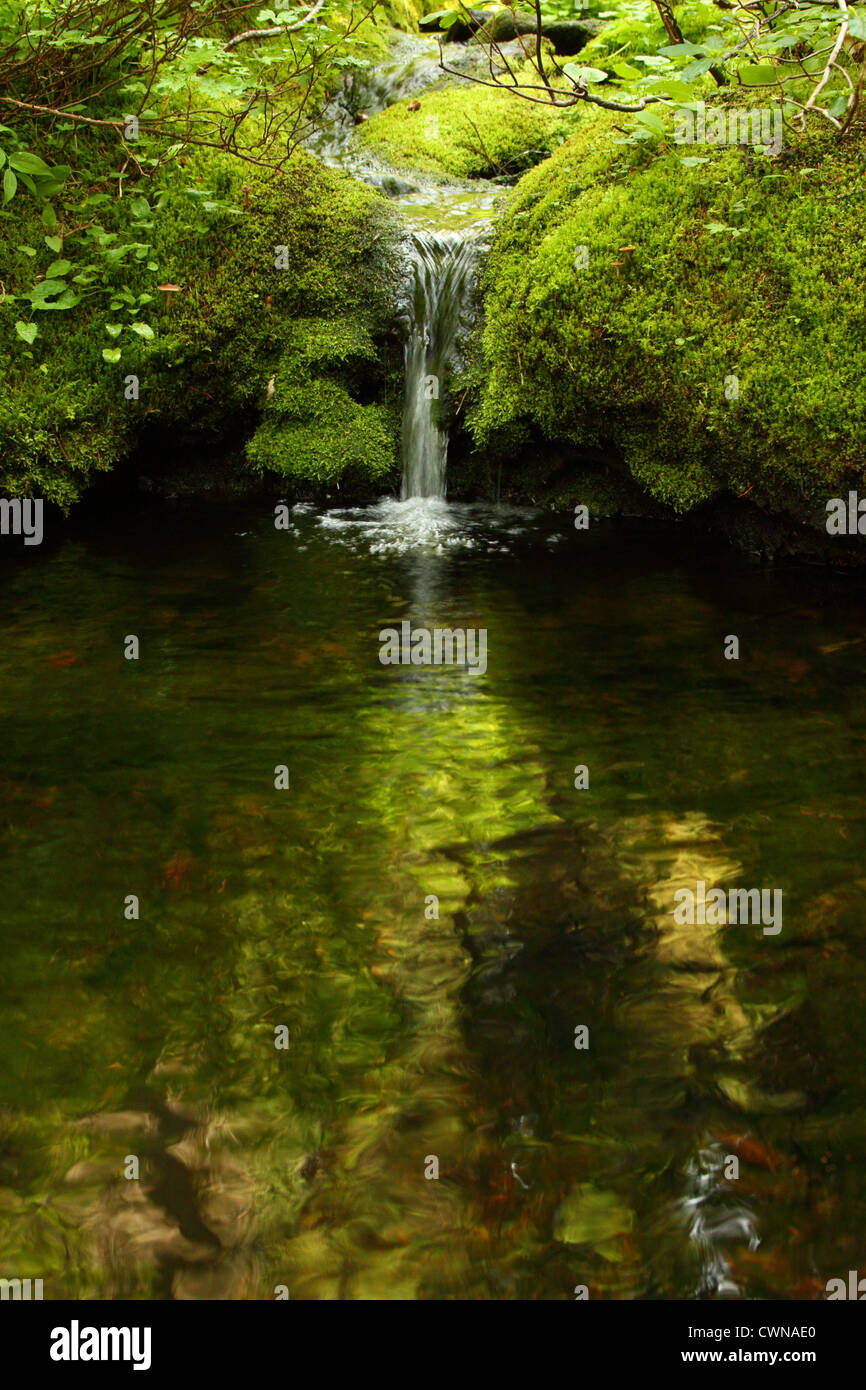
left=2, top=499, right=865, bottom=1300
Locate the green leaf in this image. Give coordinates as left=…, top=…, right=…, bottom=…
left=37, top=288, right=80, bottom=310
left=41, top=204, right=57, bottom=229
left=46, top=259, right=72, bottom=278
left=739, top=63, right=777, bottom=86
left=27, top=279, right=67, bottom=303
left=563, top=63, right=609, bottom=85
left=9, top=151, right=52, bottom=175
left=17, top=245, right=37, bottom=257
left=848, top=9, right=866, bottom=39
left=32, top=169, right=71, bottom=199
left=130, top=196, right=150, bottom=218
left=44, top=235, right=62, bottom=253
left=636, top=110, right=666, bottom=135
left=680, top=155, right=710, bottom=166
left=648, top=77, right=695, bottom=100
left=15, top=321, right=38, bottom=344
left=105, top=324, right=124, bottom=338
left=102, top=347, right=122, bottom=362
left=131, top=322, right=154, bottom=339
left=633, top=54, right=672, bottom=69
left=659, top=42, right=707, bottom=56
left=680, top=57, right=716, bottom=81
left=15, top=171, right=39, bottom=196
left=3, top=168, right=17, bottom=204
left=613, top=61, right=642, bottom=80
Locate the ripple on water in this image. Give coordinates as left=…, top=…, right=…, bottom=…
left=313, top=497, right=542, bottom=555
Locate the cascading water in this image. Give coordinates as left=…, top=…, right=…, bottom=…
left=400, top=230, right=480, bottom=499
left=303, top=33, right=500, bottom=525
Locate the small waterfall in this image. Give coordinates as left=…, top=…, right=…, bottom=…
left=401, top=231, right=479, bottom=500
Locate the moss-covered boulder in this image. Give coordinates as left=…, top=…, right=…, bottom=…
left=245, top=318, right=397, bottom=485
left=354, top=77, right=580, bottom=180
left=420, top=7, right=603, bottom=53
left=0, top=147, right=402, bottom=505
left=469, top=104, right=866, bottom=521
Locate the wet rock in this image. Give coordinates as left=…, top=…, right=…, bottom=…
left=75, top=1110, right=158, bottom=1136
left=172, top=1255, right=252, bottom=1300
left=421, top=8, right=603, bottom=54
left=63, top=1160, right=117, bottom=1185
left=540, top=20, right=605, bottom=54
left=379, top=175, right=419, bottom=198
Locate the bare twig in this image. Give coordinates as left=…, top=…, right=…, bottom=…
left=224, top=0, right=327, bottom=49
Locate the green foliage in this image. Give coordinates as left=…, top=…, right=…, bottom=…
left=0, top=132, right=400, bottom=501
left=472, top=105, right=866, bottom=517
left=577, top=1, right=720, bottom=64
left=452, top=0, right=864, bottom=144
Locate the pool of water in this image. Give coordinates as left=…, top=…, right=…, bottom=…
left=2, top=498, right=866, bottom=1300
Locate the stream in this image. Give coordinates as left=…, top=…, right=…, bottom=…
left=3, top=504, right=866, bottom=1299
left=309, top=31, right=503, bottom=503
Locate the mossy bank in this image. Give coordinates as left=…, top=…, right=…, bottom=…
left=453, top=102, right=866, bottom=553
left=0, top=146, right=405, bottom=507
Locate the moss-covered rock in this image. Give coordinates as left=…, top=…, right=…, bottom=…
left=0, top=143, right=402, bottom=504
left=146, top=147, right=403, bottom=488
left=469, top=103, right=866, bottom=521
left=245, top=317, right=397, bottom=485
left=354, top=74, right=580, bottom=180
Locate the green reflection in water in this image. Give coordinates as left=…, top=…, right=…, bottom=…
left=1, top=504, right=865, bottom=1300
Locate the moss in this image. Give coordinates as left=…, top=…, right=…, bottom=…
left=379, top=0, right=443, bottom=31
left=245, top=314, right=399, bottom=484
left=470, top=102, right=866, bottom=518
left=378, top=0, right=439, bottom=31
left=0, top=0, right=409, bottom=505
left=354, top=75, right=581, bottom=180
left=247, top=383, right=396, bottom=484
left=0, top=137, right=401, bottom=503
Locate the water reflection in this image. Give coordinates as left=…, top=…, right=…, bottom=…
left=1, top=503, right=865, bottom=1298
